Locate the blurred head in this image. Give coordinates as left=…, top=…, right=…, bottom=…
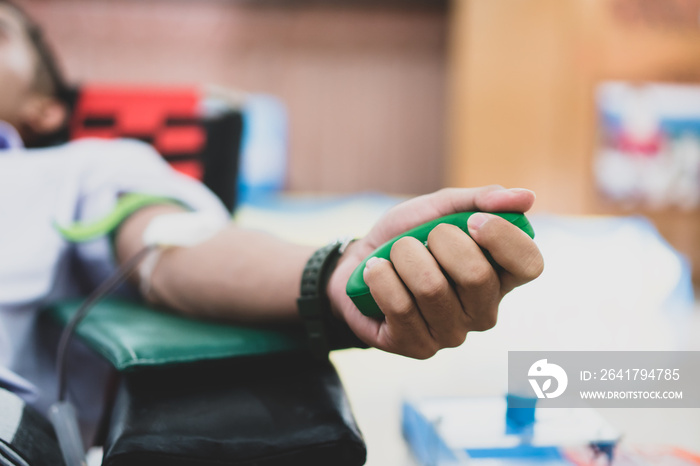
left=0, top=1, right=70, bottom=147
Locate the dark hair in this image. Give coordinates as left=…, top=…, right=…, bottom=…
left=1, top=1, right=75, bottom=146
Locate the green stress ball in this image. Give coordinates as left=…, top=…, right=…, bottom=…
left=346, top=212, right=535, bottom=318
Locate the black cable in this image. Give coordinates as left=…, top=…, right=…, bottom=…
left=56, top=245, right=156, bottom=402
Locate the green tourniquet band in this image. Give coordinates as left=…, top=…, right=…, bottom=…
left=54, top=193, right=182, bottom=243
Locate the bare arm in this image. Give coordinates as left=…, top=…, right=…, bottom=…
left=115, top=186, right=544, bottom=358
left=115, top=203, right=314, bottom=323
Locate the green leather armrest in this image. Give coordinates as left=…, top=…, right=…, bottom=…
left=44, top=299, right=307, bottom=372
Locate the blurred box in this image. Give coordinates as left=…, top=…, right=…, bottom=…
left=596, top=82, right=700, bottom=210
left=401, top=396, right=619, bottom=466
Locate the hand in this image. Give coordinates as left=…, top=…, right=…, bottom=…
left=326, top=186, right=544, bottom=359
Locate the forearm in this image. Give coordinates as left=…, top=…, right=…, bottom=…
left=116, top=204, right=315, bottom=323
left=150, top=227, right=314, bottom=322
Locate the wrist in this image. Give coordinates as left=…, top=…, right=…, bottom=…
left=326, top=238, right=361, bottom=322
left=298, top=238, right=364, bottom=359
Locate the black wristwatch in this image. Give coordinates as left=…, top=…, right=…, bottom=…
left=297, top=238, right=367, bottom=360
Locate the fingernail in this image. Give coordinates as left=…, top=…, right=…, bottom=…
left=364, top=257, right=382, bottom=271
left=468, top=212, right=489, bottom=230
left=363, top=257, right=383, bottom=279
left=510, top=188, right=535, bottom=197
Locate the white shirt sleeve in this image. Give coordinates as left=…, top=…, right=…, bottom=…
left=68, top=138, right=230, bottom=290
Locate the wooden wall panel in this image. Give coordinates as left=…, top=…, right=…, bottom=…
left=447, top=0, right=700, bottom=215
left=447, top=0, right=595, bottom=214
left=20, top=0, right=448, bottom=195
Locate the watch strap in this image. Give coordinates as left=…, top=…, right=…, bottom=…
left=298, top=240, right=367, bottom=360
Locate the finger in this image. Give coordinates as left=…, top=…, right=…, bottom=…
left=366, top=186, right=536, bottom=246
left=428, top=186, right=536, bottom=217
left=472, top=187, right=536, bottom=213
left=390, top=236, right=469, bottom=347
left=427, top=223, right=501, bottom=332
left=363, top=257, right=439, bottom=359
left=467, top=213, right=544, bottom=294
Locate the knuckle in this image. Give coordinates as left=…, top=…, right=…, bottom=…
left=385, top=335, right=438, bottom=360
left=441, top=331, right=467, bottom=348
left=413, top=343, right=439, bottom=360
left=475, top=184, right=506, bottom=202
left=474, top=311, right=498, bottom=331
left=459, top=262, right=494, bottom=288
left=386, top=294, right=416, bottom=318
left=433, top=187, right=464, bottom=209
left=472, top=267, right=495, bottom=288
left=415, top=274, right=449, bottom=301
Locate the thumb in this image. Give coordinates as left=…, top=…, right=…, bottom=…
left=365, top=186, right=536, bottom=246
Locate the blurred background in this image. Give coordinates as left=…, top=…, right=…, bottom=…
left=22, top=0, right=447, bottom=196
left=18, top=0, right=700, bottom=464
left=22, top=0, right=700, bottom=285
